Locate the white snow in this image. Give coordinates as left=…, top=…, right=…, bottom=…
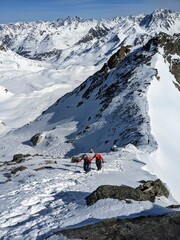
left=0, top=48, right=100, bottom=135
left=0, top=9, right=180, bottom=240
left=147, top=49, right=180, bottom=202
left=0, top=146, right=177, bottom=240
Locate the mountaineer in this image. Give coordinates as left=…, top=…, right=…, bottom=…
left=78, top=154, right=91, bottom=173
left=91, top=152, right=104, bottom=171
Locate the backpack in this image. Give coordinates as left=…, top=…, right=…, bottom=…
left=71, top=156, right=80, bottom=163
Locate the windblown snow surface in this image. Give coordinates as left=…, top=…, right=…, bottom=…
left=0, top=145, right=178, bottom=240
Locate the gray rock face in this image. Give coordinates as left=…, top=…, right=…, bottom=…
left=85, top=179, right=169, bottom=206
left=30, top=133, right=42, bottom=146
left=58, top=212, right=180, bottom=240
left=11, top=166, right=27, bottom=174
left=12, top=153, right=31, bottom=163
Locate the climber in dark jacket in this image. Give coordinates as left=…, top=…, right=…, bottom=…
left=78, top=154, right=91, bottom=173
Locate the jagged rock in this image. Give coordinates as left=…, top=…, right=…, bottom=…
left=57, top=212, right=180, bottom=240
left=11, top=166, right=27, bottom=174
left=107, top=45, right=131, bottom=69
left=167, top=204, right=180, bottom=209
left=85, top=179, right=169, bottom=206
left=144, top=32, right=180, bottom=84
left=30, top=133, right=42, bottom=146
left=34, top=166, right=54, bottom=171
left=12, top=153, right=31, bottom=163
left=138, top=179, right=169, bottom=200
left=0, top=43, right=7, bottom=51
left=44, top=160, right=57, bottom=165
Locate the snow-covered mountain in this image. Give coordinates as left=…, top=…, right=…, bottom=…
left=0, top=9, right=179, bottom=135
left=0, top=8, right=180, bottom=240
left=0, top=9, right=179, bottom=62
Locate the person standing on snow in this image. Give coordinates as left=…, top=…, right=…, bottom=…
left=90, top=152, right=104, bottom=171
left=78, top=154, right=91, bottom=173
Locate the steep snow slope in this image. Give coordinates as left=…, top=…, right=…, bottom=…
left=1, top=33, right=179, bottom=203
left=146, top=48, right=180, bottom=202
left=0, top=9, right=179, bottom=136
left=0, top=43, right=100, bottom=135
left=0, top=42, right=158, bottom=159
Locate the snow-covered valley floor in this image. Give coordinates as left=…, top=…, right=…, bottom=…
left=0, top=145, right=177, bottom=240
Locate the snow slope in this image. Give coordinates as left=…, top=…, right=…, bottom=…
left=0, top=9, right=179, bottom=135
left=0, top=42, right=158, bottom=159
left=0, top=145, right=177, bottom=240
left=146, top=49, right=180, bottom=202
left=0, top=45, right=99, bottom=135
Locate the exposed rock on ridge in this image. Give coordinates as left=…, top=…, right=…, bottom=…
left=85, top=179, right=169, bottom=206
left=57, top=212, right=180, bottom=240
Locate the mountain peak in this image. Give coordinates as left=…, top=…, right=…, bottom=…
left=152, top=8, right=174, bottom=15
left=140, top=8, right=178, bottom=30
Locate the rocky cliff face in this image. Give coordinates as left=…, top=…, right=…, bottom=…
left=57, top=212, right=180, bottom=240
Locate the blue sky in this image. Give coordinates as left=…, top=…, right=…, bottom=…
left=1, top=0, right=180, bottom=24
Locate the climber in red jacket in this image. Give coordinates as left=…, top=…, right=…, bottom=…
left=91, top=152, right=104, bottom=171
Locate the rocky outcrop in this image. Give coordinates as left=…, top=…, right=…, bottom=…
left=107, top=46, right=131, bottom=69
left=57, top=212, right=180, bottom=240
left=11, top=166, right=27, bottom=174
left=30, top=133, right=42, bottom=146
left=0, top=43, right=7, bottom=51
left=12, top=153, right=31, bottom=163
left=85, top=179, right=169, bottom=206
left=145, top=32, right=180, bottom=84
left=167, top=204, right=180, bottom=209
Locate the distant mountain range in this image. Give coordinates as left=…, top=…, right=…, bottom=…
left=0, top=8, right=179, bottom=158
left=0, top=9, right=179, bottom=63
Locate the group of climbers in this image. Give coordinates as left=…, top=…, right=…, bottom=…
left=72, top=149, right=104, bottom=173
left=71, top=145, right=119, bottom=173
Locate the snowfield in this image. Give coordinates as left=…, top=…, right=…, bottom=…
left=0, top=47, right=100, bottom=135
left=146, top=49, right=180, bottom=202
left=0, top=145, right=177, bottom=240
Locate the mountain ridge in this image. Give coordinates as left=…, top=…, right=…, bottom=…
left=0, top=9, right=180, bottom=240
left=1, top=31, right=179, bottom=159
left=0, top=8, right=179, bottom=62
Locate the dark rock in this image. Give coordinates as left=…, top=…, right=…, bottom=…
left=58, top=212, right=180, bottom=240
left=11, top=166, right=27, bottom=174
left=0, top=43, right=7, bottom=51
left=107, top=45, right=131, bottom=70
left=12, top=154, right=25, bottom=163
left=34, top=166, right=54, bottom=171
left=30, top=133, right=42, bottom=146
left=85, top=179, right=169, bottom=206
left=12, top=153, right=31, bottom=163
left=44, top=160, right=57, bottom=165
left=167, top=205, right=180, bottom=209
left=137, top=179, right=169, bottom=202
left=143, top=32, right=180, bottom=84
